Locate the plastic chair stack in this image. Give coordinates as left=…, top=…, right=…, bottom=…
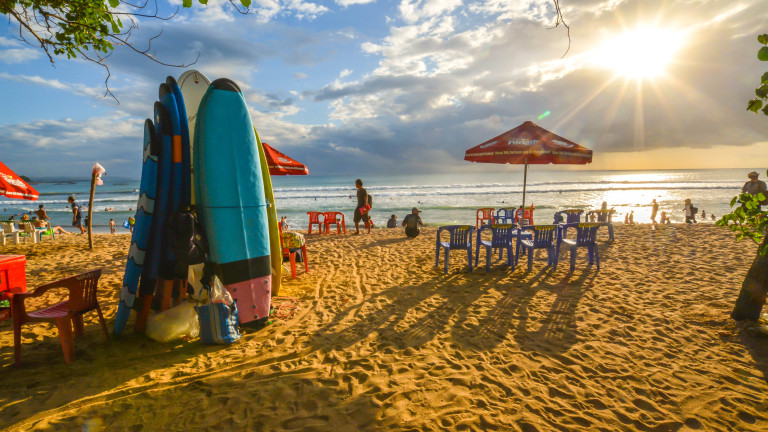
left=516, top=224, right=559, bottom=271
left=12, top=269, right=107, bottom=364
left=476, top=208, right=495, bottom=228
left=515, top=206, right=535, bottom=226
left=307, top=212, right=324, bottom=234
left=558, top=222, right=600, bottom=271
left=1, top=222, right=21, bottom=245
left=323, top=212, right=346, bottom=234
left=475, top=224, right=517, bottom=272
left=435, top=225, right=476, bottom=274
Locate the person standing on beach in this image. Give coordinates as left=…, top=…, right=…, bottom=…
left=109, top=218, right=116, bottom=234
left=741, top=171, right=768, bottom=210
left=651, top=199, right=659, bottom=224
left=683, top=198, right=697, bottom=224
left=402, top=207, right=423, bottom=238
left=67, top=196, right=86, bottom=234
left=353, top=179, right=370, bottom=235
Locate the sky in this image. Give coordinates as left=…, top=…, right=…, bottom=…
left=0, top=0, right=767, bottom=179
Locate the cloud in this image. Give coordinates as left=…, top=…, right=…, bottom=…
left=336, top=0, right=377, bottom=6
left=293, top=72, right=308, bottom=79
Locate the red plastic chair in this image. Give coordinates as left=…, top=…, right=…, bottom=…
left=323, top=212, right=347, bottom=234
left=307, top=212, right=324, bottom=234
left=12, top=269, right=107, bottom=365
left=515, top=206, right=535, bottom=226
left=279, top=225, right=309, bottom=279
left=476, top=208, right=495, bottom=228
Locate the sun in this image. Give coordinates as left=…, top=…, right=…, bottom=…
left=591, top=27, right=685, bottom=80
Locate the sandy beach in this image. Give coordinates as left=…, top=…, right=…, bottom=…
left=1, top=225, right=767, bottom=431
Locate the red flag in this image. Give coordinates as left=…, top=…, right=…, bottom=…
left=263, top=143, right=309, bottom=176
left=0, top=160, right=38, bottom=201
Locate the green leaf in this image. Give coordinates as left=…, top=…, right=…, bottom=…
left=762, top=72, right=768, bottom=85
left=759, top=47, right=768, bottom=61
left=183, top=0, right=192, bottom=7
left=748, top=99, right=763, bottom=112
left=759, top=34, right=768, bottom=45
left=757, top=85, right=768, bottom=98
left=241, top=0, right=252, bottom=7
left=108, top=0, right=119, bottom=7
left=199, top=0, right=208, bottom=4
left=762, top=104, right=768, bottom=116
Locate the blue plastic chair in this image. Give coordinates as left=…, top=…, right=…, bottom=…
left=555, top=209, right=584, bottom=237
left=435, top=225, right=475, bottom=274
left=516, top=225, right=559, bottom=271
left=475, top=224, right=517, bottom=272
left=494, top=208, right=516, bottom=224
left=586, top=209, right=615, bottom=241
left=557, top=223, right=600, bottom=271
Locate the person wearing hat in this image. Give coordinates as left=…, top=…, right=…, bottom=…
left=402, top=207, right=424, bottom=238
left=742, top=171, right=768, bottom=210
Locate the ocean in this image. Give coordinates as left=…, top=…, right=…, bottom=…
left=0, top=168, right=755, bottom=234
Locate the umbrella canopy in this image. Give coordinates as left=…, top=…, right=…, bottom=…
left=262, top=142, right=309, bottom=176
left=0, top=160, right=38, bottom=201
left=464, top=121, right=592, bottom=210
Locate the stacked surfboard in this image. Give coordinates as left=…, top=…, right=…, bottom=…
left=115, top=72, right=281, bottom=335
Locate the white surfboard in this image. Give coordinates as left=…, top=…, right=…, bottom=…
left=178, top=70, right=212, bottom=205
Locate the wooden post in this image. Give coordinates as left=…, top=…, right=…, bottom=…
left=87, top=172, right=96, bottom=249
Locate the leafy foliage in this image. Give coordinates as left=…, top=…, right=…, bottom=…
left=0, top=0, right=250, bottom=99
left=747, top=33, right=768, bottom=115
left=719, top=34, right=768, bottom=253
left=717, top=183, right=768, bottom=254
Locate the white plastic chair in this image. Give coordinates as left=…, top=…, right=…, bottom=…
left=1, top=222, right=22, bottom=245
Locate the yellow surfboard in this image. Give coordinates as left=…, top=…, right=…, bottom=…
left=254, top=127, right=283, bottom=296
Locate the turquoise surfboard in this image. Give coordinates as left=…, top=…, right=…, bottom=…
left=194, top=78, right=272, bottom=323
left=114, top=119, right=159, bottom=335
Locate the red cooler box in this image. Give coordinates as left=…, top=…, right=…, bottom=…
left=0, top=255, right=27, bottom=321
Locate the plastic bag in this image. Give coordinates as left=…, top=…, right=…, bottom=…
left=196, top=274, right=240, bottom=344
left=187, top=263, right=208, bottom=303
left=146, top=301, right=200, bottom=343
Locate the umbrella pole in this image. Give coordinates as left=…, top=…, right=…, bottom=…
left=521, top=160, right=528, bottom=211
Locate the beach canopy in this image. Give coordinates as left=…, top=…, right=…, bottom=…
left=464, top=121, right=592, bottom=209
left=0, top=160, right=38, bottom=201
left=262, top=142, right=309, bottom=176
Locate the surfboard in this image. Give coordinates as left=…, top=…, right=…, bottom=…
left=178, top=70, right=211, bottom=206
left=157, top=83, right=185, bottom=310
left=254, top=127, right=283, bottom=296
left=134, top=102, right=173, bottom=332
left=195, top=78, right=271, bottom=323
left=167, top=76, right=192, bottom=208
left=114, top=119, right=159, bottom=336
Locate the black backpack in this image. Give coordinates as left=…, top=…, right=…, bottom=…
left=367, top=193, right=373, bottom=208
left=169, top=209, right=208, bottom=265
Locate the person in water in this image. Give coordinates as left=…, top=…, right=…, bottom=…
left=402, top=207, right=423, bottom=238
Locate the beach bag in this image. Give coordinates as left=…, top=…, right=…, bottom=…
left=169, top=209, right=208, bottom=265
left=690, top=206, right=698, bottom=214
left=281, top=231, right=305, bottom=249
left=146, top=301, right=200, bottom=343
left=195, top=274, right=241, bottom=345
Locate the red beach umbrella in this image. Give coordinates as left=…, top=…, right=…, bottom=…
left=0, top=160, right=38, bottom=201
left=464, top=120, right=592, bottom=209
left=262, top=142, right=309, bottom=176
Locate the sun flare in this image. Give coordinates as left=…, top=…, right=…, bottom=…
left=591, top=27, right=685, bottom=80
